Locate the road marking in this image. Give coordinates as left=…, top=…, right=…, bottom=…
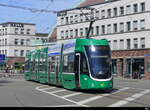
left=40, top=104, right=81, bottom=107
left=50, top=89, right=67, bottom=94
left=36, top=86, right=88, bottom=107
left=77, top=87, right=130, bottom=105
left=108, top=89, right=150, bottom=107
left=62, top=93, right=83, bottom=98
left=41, top=87, right=56, bottom=91
left=36, top=85, right=49, bottom=90
left=79, top=95, right=103, bottom=105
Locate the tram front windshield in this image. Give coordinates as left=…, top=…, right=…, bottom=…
left=85, top=45, right=111, bottom=79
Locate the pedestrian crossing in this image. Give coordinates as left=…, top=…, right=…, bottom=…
left=36, top=85, right=150, bottom=107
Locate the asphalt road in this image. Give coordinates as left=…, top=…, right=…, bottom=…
left=0, top=77, right=150, bottom=107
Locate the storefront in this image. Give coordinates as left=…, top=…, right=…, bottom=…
left=112, top=49, right=150, bottom=79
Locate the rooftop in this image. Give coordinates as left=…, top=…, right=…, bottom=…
left=77, top=0, right=105, bottom=8
left=0, top=22, right=35, bottom=25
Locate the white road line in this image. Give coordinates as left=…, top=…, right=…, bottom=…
left=78, top=87, right=130, bottom=105
left=50, top=89, right=67, bottom=94
left=62, top=93, right=83, bottom=98
left=36, top=87, right=88, bottom=107
left=41, top=87, right=56, bottom=91
left=79, top=95, right=104, bottom=105
left=108, top=89, right=150, bottom=107
left=40, top=104, right=81, bottom=107
left=116, top=85, right=150, bottom=91
left=35, top=85, right=49, bottom=90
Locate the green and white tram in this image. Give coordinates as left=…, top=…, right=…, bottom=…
left=25, top=38, right=113, bottom=90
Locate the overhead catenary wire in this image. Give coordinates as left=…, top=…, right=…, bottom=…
left=0, top=3, right=57, bottom=13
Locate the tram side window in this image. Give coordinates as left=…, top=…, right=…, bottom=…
left=32, top=60, right=35, bottom=72
left=51, top=56, right=55, bottom=72
left=25, top=60, right=30, bottom=71
left=39, top=59, right=46, bottom=72
left=81, top=54, right=89, bottom=74
left=63, top=53, right=74, bottom=73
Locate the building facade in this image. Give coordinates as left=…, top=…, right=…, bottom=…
left=56, top=0, right=150, bottom=79
left=0, top=22, right=48, bottom=69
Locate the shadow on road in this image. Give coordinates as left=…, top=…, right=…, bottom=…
left=69, top=88, right=118, bottom=94
left=0, top=79, right=13, bottom=84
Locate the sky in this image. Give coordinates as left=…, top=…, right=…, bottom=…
left=0, top=0, right=84, bottom=34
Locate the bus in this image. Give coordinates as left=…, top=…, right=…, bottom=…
left=24, top=38, right=113, bottom=90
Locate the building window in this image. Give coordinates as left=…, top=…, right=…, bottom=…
left=133, top=4, right=138, bottom=13
left=26, top=29, right=30, bottom=35
left=90, top=27, right=94, bottom=36
left=140, top=19, right=145, bottom=30
left=120, top=23, right=124, bottom=32
left=21, top=28, right=24, bottom=34
left=101, top=25, right=105, bottom=34
left=75, top=29, right=78, bottom=37
left=113, top=7, right=117, bottom=17
left=113, top=23, right=117, bottom=33
left=65, top=30, right=68, bottom=38
left=14, top=39, right=18, bottom=45
left=140, top=2, right=145, bottom=12
left=80, top=14, right=83, bottom=22
left=15, top=28, right=18, bottom=34
left=107, top=24, right=111, bottom=34
left=70, top=30, right=73, bottom=38
left=120, top=7, right=124, bottom=15
left=5, top=50, right=7, bottom=56
left=61, top=31, right=64, bottom=39
left=70, top=16, right=73, bottom=23
left=26, top=39, right=30, bottom=45
left=65, top=17, right=69, bottom=24
left=113, top=40, right=117, bottom=50
left=120, top=40, right=124, bottom=50
left=140, top=38, right=145, bottom=48
left=20, top=50, right=24, bottom=57
left=126, top=21, right=131, bottom=32
left=20, top=39, right=24, bottom=45
left=5, top=39, right=7, bottom=45
left=85, top=27, right=88, bottom=37
left=126, top=5, right=131, bottom=14
left=75, top=15, right=78, bottom=23
left=2, top=39, right=4, bottom=45
left=96, top=26, right=99, bottom=35
left=5, top=28, right=7, bottom=35
left=133, top=20, right=138, bottom=30
left=133, top=38, right=138, bottom=49
left=95, top=11, right=99, bottom=19
left=127, top=39, right=131, bottom=49
left=80, top=28, right=83, bottom=37
left=14, top=50, right=18, bottom=56
left=101, top=10, right=105, bottom=18
left=107, top=9, right=111, bottom=18
left=61, top=17, right=64, bottom=25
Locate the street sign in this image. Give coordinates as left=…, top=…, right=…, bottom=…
left=0, top=54, right=5, bottom=62
left=144, top=55, right=150, bottom=56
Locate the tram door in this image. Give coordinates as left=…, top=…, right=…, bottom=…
left=48, top=57, right=51, bottom=84
left=55, top=56, right=60, bottom=85
left=75, top=53, right=81, bottom=88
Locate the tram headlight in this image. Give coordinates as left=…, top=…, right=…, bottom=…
left=100, top=83, right=104, bottom=87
